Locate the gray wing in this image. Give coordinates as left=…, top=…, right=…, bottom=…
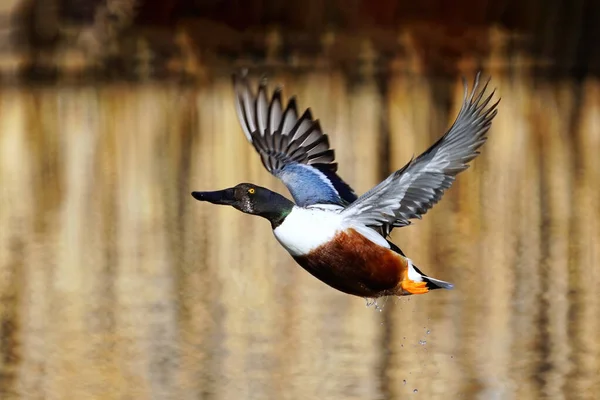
left=341, top=73, right=499, bottom=229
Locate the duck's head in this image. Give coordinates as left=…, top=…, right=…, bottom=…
left=192, top=183, right=294, bottom=227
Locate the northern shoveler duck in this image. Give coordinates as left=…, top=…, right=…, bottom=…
left=192, top=73, right=499, bottom=299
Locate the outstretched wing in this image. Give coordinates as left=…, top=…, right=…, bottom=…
left=232, top=73, right=357, bottom=207
left=341, top=73, right=499, bottom=229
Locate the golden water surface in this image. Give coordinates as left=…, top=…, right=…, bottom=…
left=0, top=71, right=599, bottom=399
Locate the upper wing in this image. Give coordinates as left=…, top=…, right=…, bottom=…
left=233, top=72, right=357, bottom=207
left=341, top=73, right=499, bottom=229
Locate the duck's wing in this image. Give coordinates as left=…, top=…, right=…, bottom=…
left=233, top=73, right=357, bottom=207
left=341, top=73, right=499, bottom=230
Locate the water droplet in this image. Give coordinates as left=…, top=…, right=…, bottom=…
left=403, top=379, right=406, bottom=385
left=365, top=298, right=384, bottom=311
left=419, top=340, right=426, bottom=345
left=413, top=389, right=418, bottom=393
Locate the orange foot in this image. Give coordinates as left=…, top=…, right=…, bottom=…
left=401, top=279, right=429, bottom=295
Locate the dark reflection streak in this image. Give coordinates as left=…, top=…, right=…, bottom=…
left=565, top=84, right=584, bottom=396
left=565, top=187, right=580, bottom=394
left=176, top=94, right=196, bottom=228
left=172, top=91, right=196, bottom=387
left=377, top=74, right=393, bottom=400
left=0, top=241, right=23, bottom=398
left=197, top=109, right=219, bottom=400
left=100, top=133, right=117, bottom=348
left=379, top=303, right=393, bottom=400
left=535, top=129, right=552, bottom=394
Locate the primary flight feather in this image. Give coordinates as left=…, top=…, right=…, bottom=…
left=342, top=75, right=498, bottom=229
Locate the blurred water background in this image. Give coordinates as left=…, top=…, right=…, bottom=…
left=0, top=1, right=599, bottom=399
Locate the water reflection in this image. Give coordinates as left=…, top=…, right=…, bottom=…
left=0, top=73, right=598, bottom=399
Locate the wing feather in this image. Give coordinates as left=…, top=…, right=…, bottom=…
left=342, top=73, right=499, bottom=230
left=233, top=72, right=357, bottom=206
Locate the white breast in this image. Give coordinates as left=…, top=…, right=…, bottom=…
left=273, top=206, right=344, bottom=256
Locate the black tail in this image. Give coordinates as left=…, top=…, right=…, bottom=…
left=413, top=265, right=454, bottom=290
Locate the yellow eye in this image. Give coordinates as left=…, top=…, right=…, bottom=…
left=248, top=188, right=255, bottom=194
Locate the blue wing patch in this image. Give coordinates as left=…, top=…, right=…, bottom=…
left=311, top=164, right=357, bottom=204
left=277, top=164, right=355, bottom=206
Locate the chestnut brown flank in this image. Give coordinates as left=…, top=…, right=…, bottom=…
left=292, top=228, right=408, bottom=297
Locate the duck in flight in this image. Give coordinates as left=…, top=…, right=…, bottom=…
left=192, top=73, right=499, bottom=298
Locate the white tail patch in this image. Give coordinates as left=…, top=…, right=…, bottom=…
left=406, top=258, right=424, bottom=282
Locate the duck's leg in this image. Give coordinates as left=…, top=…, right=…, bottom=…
left=398, top=259, right=429, bottom=295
